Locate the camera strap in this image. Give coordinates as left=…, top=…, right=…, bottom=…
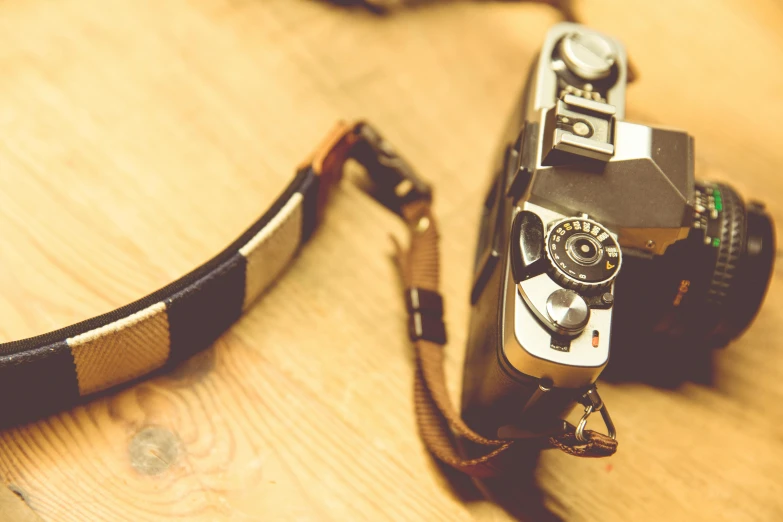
left=311, top=121, right=618, bottom=476
left=0, top=119, right=616, bottom=475
left=0, top=146, right=331, bottom=427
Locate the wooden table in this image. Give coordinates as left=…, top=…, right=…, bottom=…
left=1, top=1, right=781, bottom=520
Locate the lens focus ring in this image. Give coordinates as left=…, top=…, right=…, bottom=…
left=706, top=184, right=746, bottom=308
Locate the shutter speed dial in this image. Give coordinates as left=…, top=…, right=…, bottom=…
left=546, top=217, right=622, bottom=292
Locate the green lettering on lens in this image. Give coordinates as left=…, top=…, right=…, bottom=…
left=714, top=188, right=723, bottom=211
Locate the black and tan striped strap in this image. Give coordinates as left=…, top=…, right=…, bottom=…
left=0, top=122, right=363, bottom=428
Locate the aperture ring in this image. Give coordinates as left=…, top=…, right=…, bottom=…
left=705, top=183, right=746, bottom=309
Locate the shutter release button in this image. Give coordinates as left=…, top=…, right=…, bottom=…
left=546, top=289, right=591, bottom=335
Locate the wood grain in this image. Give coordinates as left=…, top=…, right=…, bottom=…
left=0, top=0, right=781, bottom=520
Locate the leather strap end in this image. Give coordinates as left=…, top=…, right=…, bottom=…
left=306, top=121, right=361, bottom=223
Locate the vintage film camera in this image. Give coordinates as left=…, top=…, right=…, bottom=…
left=462, top=23, right=775, bottom=443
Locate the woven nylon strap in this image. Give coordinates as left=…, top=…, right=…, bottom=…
left=394, top=201, right=617, bottom=476
left=313, top=122, right=618, bottom=477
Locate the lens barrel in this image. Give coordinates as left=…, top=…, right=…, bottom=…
left=716, top=197, right=775, bottom=343
left=614, top=182, right=775, bottom=347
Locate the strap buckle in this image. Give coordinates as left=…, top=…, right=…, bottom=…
left=405, top=288, right=447, bottom=344
left=307, top=121, right=432, bottom=218
left=349, top=123, right=432, bottom=215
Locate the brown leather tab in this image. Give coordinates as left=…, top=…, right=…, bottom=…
left=307, top=121, right=360, bottom=222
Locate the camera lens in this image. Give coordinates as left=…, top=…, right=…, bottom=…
left=566, top=234, right=602, bottom=266
left=613, top=182, right=775, bottom=347
left=716, top=198, right=775, bottom=342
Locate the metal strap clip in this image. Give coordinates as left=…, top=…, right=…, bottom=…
left=348, top=123, right=432, bottom=215
left=575, top=385, right=617, bottom=442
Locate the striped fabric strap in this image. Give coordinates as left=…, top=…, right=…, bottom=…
left=0, top=123, right=360, bottom=428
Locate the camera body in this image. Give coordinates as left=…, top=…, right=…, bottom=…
left=462, top=23, right=775, bottom=440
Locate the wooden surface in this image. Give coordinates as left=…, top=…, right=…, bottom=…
left=0, top=1, right=782, bottom=520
